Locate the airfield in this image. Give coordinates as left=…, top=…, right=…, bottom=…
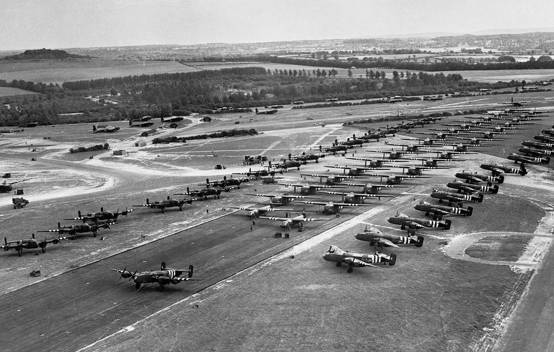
left=0, top=91, right=553, bottom=352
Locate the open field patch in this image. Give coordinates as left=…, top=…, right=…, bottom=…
left=0, top=86, right=37, bottom=97
left=0, top=59, right=199, bottom=84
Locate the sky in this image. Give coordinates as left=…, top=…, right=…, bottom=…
left=1, top=0, right=554, bottom=50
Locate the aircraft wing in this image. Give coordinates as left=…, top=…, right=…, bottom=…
left=45, top=236, right=67, bottom=244
left=301, top=201, right=328, bottom=206
left=406, top=221, right=425, bottom=229
left=319, top=190, right=346, bottom=196
left=304, top=217, right=328, bottom=222
left=248, top=193, right=275, bottom=198
left=429, top=208, right=449, bottom=216
left=259, top=216, right=287, bottom=221
left=343, top=257, right=378, bottom=268
left=171, top=276, right=192, bottom=282
left=466, top=175, right=482, bottom=183
left=229, top=206, right=254, bottom=211
left=279, top=183, right=302, bottom=187
left=377, top=238, right=400, bottom=248
left=345, top=157, right=372, bottom=161
left=282, top=195, right=304, bottom=199
left=300, top=173, right=326, bottom=178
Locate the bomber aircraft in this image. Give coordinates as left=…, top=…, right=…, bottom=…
left=113, top=262, right=194, bottom=290
left=280, top=183, right=343, bottom=195
left=300, top=200, right=364, bottom=216
left=39, top=221, right=111, bottom=237
left=259, top=213, right=326, bottom=231
left=135, top=196, right=193, bottom=212
left=319, top=190, right=391, bottom=203
left=230, top=205, right=292, bottom=219
left=67, top=207, right=133, bottom=223
left=248, top=193, right=304, bottom=206
left=2, top=233, right=66, bottom=256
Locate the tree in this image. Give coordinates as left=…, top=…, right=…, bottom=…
left=537, top=55, right=553, bottom=62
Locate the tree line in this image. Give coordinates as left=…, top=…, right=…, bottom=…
left=0, top=66, right=518, bottom=127
left=212, top=55, right=554, bottom=72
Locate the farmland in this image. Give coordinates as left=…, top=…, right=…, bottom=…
left=0, top=59, right=199, bottom=84
left=0, top=86, right=37, bottom=97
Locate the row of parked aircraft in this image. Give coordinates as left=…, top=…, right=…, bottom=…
left=2, top=107, right=546, bottom=288
left=322, top=106, right=543, bottom=272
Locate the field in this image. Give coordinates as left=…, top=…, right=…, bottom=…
left=439, top=69, right=554, bottom=83
left=0, top=59, right=199, bottom=84
left=2, top=57, right=554, bottom=88
left=186, top=61, right=554, bottom=82
left=0, top=86, right=37, bottom=97
left=0, top=93, right=553, bottom=352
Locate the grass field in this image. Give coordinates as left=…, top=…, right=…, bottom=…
left=2, top=58, right=553, bottom=86
left=439, top=69, right=554, bottom=83
left=0, top=86, right=37, bottom=97
left=0, top=59, right=199, bottom=84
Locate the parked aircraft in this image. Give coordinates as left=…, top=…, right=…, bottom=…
left=323, top=245, right=396, bottom=273
left=230, top=205, right=292, bottom=218
left=455, top=172, right=504, bottom=184
left=414, top=201, right=473, bottom=220
left=480, top=163, right=527, bottom=176
left=300, top=200, right=364, bottom=215
left=113, top=262, right=194, bottom=290
left=92, top=125, right=120, bottom=133
left=67, top=208, right=133, bottom=223
left=446, top=181, right=498, bottom=194
left=355, top=226, right=424, bottom=247
left=135, top=196, right=193, bottom=212
left=259, top=213, right=326, bottom=231
left=507, top=153, right=549, bottom=164
left=38, top=221, right=111, bottom=237
left=430, top=189, right=483, bottom=206
left=387, top=213, right=451, bottom=230
left=248, top=193, right=304, bottom=206
left=2, top=233, right=65, bottom=256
